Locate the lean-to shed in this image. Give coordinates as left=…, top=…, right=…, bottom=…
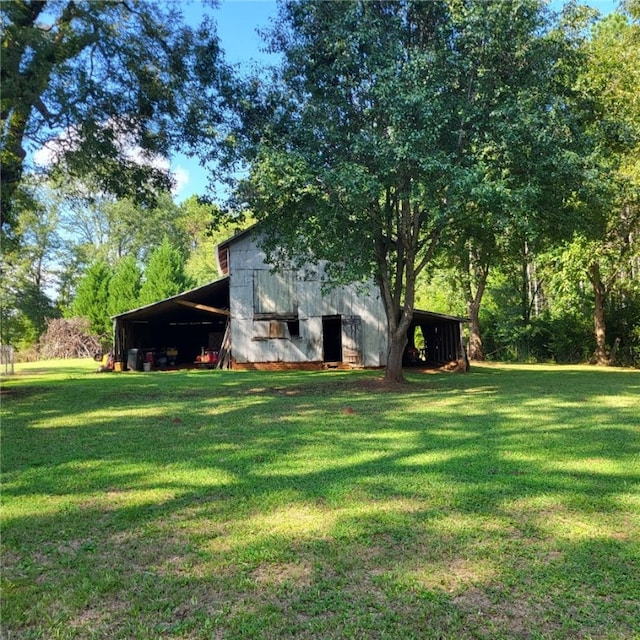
left=112, top=227, right=468, bottom=370
left=112, top=278, right=230, bottom=369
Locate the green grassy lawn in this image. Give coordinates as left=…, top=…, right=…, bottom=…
left=1, top=360, right=639, bottom=639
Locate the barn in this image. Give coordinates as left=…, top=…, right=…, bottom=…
left=112, top=228, right=468, bottom=370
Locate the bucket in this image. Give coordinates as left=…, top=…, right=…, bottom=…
left=143, top=362, right=151, bottom=372
left=114, top=362, right=122, bottom=372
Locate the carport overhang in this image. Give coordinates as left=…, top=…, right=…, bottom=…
left=408, top=309, right=469, bottom=369
left=112, top=277, right=230, bottom=366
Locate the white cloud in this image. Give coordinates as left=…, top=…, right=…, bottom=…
left=33, top=145, right=55, bottom=168
left=32, top=123, right=187, bottom=195
left=32, top=127, right=80, bottom=168
left=171, top=166, right=190, bottom=195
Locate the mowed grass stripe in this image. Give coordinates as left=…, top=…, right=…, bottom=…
left=1, top=360, right=639, bottom=639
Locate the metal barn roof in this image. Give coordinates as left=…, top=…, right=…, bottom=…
left=112, top=277, right=230, bottom=323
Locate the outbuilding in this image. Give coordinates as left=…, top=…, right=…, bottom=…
left=112, top=228, right=468, bottom=370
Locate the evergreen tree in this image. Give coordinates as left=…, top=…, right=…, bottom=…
left=139, top=238, right=192, bottom=306
left=108, top=256, right=142, bottom=317
left=70, top=260, right=112, bottom=337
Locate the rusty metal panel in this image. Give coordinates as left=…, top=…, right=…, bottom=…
left=342, top=315, right=363, bottom=366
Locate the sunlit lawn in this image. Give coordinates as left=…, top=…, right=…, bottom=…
left=1, top=359, right=639, bottom=639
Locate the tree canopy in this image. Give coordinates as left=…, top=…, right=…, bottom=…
left=234, top=0, right=587, bottom=381
left=563, top=7, right=640, bottom=364
left=3, top=0, right=638, bottom=370
left=107, top=255, right=142, bottom=319
left=0, top=179, right=61, bottom=350
left=70, top=259, right=112, bottom=337
left=138, top=237, right=192, bottom=307
left=1, top=0, right=226, bottom=238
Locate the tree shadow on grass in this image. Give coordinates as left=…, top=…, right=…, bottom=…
left=2, top=365, right=639, bottom=638
left=4, top=467, right=638, bottom=638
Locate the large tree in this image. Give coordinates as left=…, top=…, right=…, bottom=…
left=179, top=196, right=226, bottom=285
left=235, top=0, right=581, bottom=382
left=1, top=0, right=225, bottom=237
left=57, top=190, right=190, bottom=265
left=569, top=7, right=640, bottom=364
left=69, top=259, right=112, bottom=337
left=107, top=255, right=141, bottom=318
left=441, top=1, right=596, bottom=361
left=0, top=182, right=60, bottom=348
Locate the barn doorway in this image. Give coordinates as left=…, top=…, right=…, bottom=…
left=322, top=315, right=342, bottom=362
left=341, top=315, right=362, bottom=366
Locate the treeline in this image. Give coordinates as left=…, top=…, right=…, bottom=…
left=1, top=1, right=638, bottom=369
left=0, top=189, right=245, bottom=357
left=228, top=0, right=639, bottom=376
left=416, top=244, right=639, bottom=366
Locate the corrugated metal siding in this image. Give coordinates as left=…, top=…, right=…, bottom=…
left=228, top=233, right=388, bottom=366
left=253, top=270, right=297, bottom=316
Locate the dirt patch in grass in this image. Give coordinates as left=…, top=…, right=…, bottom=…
left=453, top=587, right=561, bottom=638
left=252, top=561, right=314, bottom=588
left=66, top=598, right=130, bottom=636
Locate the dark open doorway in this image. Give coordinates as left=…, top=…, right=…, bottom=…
left=322, top=315, right=342, bottom=362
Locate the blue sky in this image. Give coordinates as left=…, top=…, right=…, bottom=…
left=172, top=1, right=279, bottom=202
left=212, top=0, right=279, bottom=67
left=172, top=0, right=619, bottom=203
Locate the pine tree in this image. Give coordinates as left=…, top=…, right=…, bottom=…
left=139, top=238, right=192, bottom=306
left=70, top=260, right=113, bottom=337
left=108, top=256, right=142, bottom=317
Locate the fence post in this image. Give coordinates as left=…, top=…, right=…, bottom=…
left=1, top=345, right=15, bottom=375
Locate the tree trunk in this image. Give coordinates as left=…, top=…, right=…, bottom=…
left=461, top=245, right=488, bottom=362
left=0, top=109, right=29, bottom=227
left=588, top=261, right=609, bottom=365
left=467, top=300, right=484, bottom=361
left=1, top=1, right=97, bottom=229
left=384, top=330, right=408, bottom=383
left=521, top=249, right=531, bottom=325
left=380, top=293, right=414, bottom=384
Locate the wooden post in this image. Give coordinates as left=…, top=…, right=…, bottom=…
left=1, top=345, right=15, bottom=375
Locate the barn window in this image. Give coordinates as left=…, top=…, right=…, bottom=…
left=252, top=320, right=299, bottom=341
left=269, top=320, right=286, bottom=338
left=287, top=320, right=300, bottom=337
left=217, top=245, right=229, bottom=276
left=253, top=270, right=297, bottom=318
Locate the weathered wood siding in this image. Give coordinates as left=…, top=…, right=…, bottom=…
left=228, top=232, right=387, bottom=366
